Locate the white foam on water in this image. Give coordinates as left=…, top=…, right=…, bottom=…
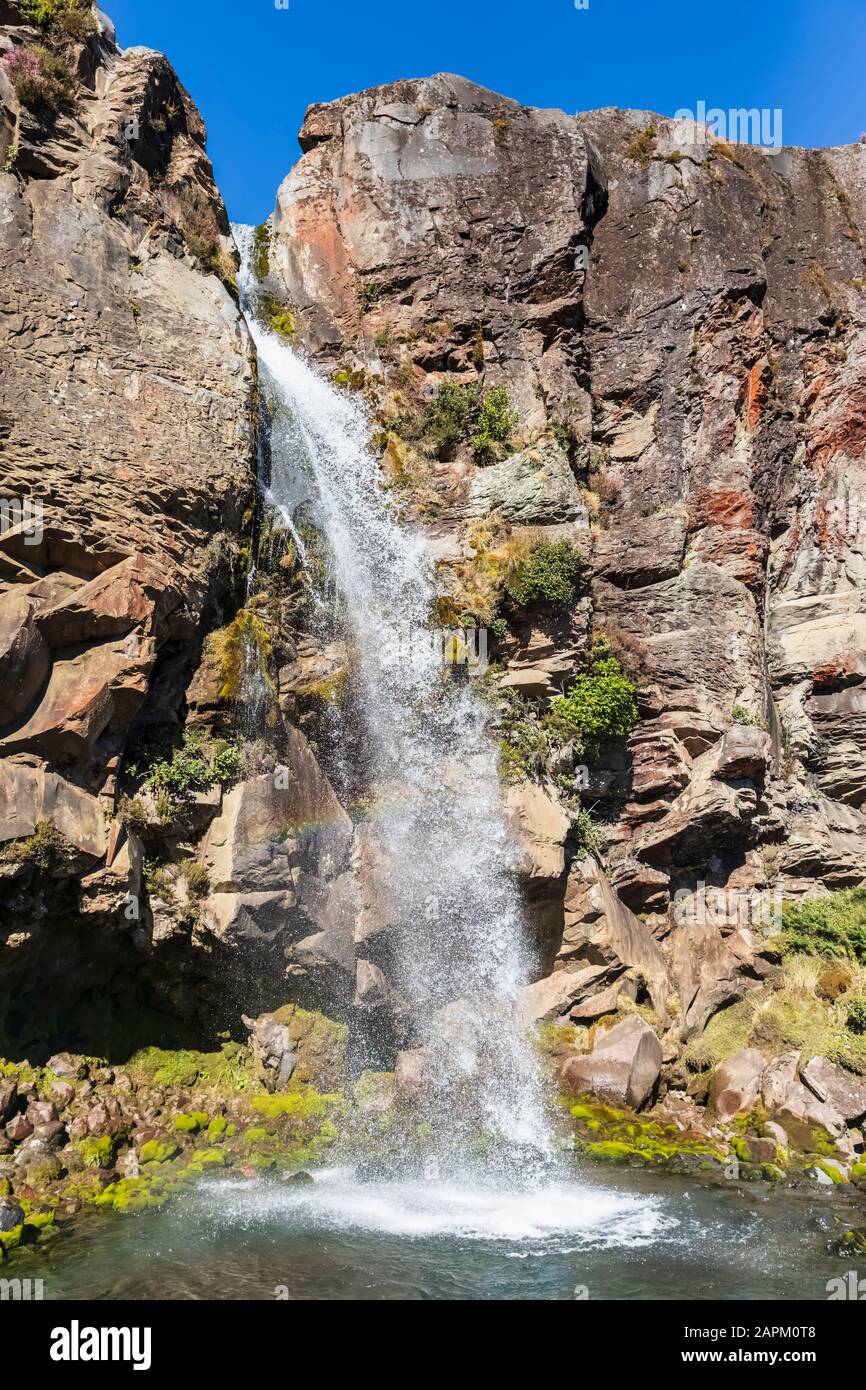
left=192, top=1167, right=677, bottom=1249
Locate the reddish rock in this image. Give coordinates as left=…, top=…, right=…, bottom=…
left=708, top=1049, right=767, bottom=1121
left=5, top=1114, right=33, bottom=1144
left=559, top=1014, right=662, bottom=1111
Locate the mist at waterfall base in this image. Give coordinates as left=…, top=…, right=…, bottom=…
left=234, top=224, right=554, bottom=1186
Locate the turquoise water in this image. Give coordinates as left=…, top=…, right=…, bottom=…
left=19, top=1161, right=861, bottom=1301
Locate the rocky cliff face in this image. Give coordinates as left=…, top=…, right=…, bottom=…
left=2, top=27, right=866, bottom=1087
left=263, top=74, right=866, bottom=1041
left=0, top=3, right=259, bottom=1054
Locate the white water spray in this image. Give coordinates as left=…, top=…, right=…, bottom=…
left=234, top=226, right=551, bottom=1169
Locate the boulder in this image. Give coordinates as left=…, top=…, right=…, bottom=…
left=773, top=1083, right=848, bottom=1152
left=0, top=1080, right=16, bottom=1125
left=242, top=1013, right=297, bottom=1093
left=707, top=1048, right=767, bottom=1121
left=465, top=438, right=587, bottom=525
left=46, top=1053, right=87, bottom=1080
left=712, top=726, right=772, bottom=783
left=559, top=1014, right=662, bottom=1110
left=5, top=1114, right=32, bottom=1144
left=761, top=1052, right=801, bottom=1112
left=801, top=1057, right=866, bottom=1125
left=520, top=965, right=609, bottom=1024
left=0, top=1198, right=24, bottom=1234
left=569, top=978, right=637, bottom=1021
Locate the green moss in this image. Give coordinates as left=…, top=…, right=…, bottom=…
left=298, top=671, right=348, bottom=706
left=125, top=1043, right=257, bottom=1093
left=250, top=1088, right=339, bottom=1122
left=260, top=293, right=295, bottom=337
left=139, top=1139, right=181, bottom=1165
left=252, top=223, right=270, bottom=280
left=0, top=1224, right=23, bottom=1253
left=813, top=1160, right=847, bottom=1184
left=207, top=1117, right=228, bottom=1140
left=186, top=1147, right=227, bottom=1170
left=584, top=1140, right=635, bottom=1161
left=211, top=609, right=275, bottom=705
left=172, top=1112, right=208, bottom=1133
left=243, top=1126, right=271, bottom=1143
left=75, top=1136, right=116, bottom=1170
left=569, top=1093, right=728, bottom=1174
left=24, top=1211, right=55, bottom=1231
left=95, top=1178, right=171, bottom=1213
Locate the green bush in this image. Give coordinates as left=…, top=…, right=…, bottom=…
left=472, top=386, right=517, bottom=464
left=781, top=889, right=866, bottom=965
left=496, top=686, right=548, bottom=781
left=210, top=743, right=246, bottom=785
left=419, top=381, right=482, bottom=453
left=0, top=820, right=67, bottom=869
left=397, top=381, right=517, bottom=461
left=547, top=643, right=638, bottom=746
left=125, top=730, right=245, bottom=802
left=569, top=807, right=603, bottom=858
left=4, top=44, right=75, bottom=110
left=847, top=995, right=866, bottom=1035
left=20, top=0, right=82, bottom=25
left=504, top=539, right=583, bottom=608
left=147, top=731, right=213, bottom=797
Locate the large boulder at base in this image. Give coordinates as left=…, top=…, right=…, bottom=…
left=0, top=1199, right=24, bottom=1234
left=559, top=1014, right=662, bottom=1110
left=773, top=1083, right=848, bottom=1152
left=242, top=1012, right=297, bottom=1093
left=707, top=1048, right=767, bottom=1121
left=760, top=1051, right=801, bottom=1112
left=801, top=1057, right=866, bottom=1125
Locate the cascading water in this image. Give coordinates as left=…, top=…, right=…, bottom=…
left=233, top=225, right=551, bottom=1174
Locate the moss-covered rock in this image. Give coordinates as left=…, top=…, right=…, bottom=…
left=139, top=1138, right=181, bottom=1165
left=74, top=1135, right=116, bottom=1170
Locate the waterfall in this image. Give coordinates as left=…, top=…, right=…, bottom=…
left=233, top=226, right=551, bottom=1173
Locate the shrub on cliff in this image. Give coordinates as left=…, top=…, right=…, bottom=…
left=19, top=0, right=93, bottom=31
left=0, top=820, right=68, bottom=870
left=3, top=45, right=74, bottom=110
left=472, top=386, right=518, bottom=464
left=398, top=380, right=517, bottom=461
left=546, top=641, right=638, bottom=746
left=781, top=889, right=866, bottom=965
left=125, top=730, right=245, bottom=802
left=504, top=538, right=583, bottom=608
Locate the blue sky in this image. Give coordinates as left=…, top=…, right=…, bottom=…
left=107, top=0, right=866, bottom=225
